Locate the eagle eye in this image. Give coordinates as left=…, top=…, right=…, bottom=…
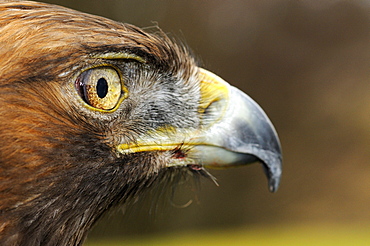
left=75, top=66, right=125, bottom=111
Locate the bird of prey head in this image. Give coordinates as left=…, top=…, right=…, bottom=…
left=0, top=1, right=282, bottom=245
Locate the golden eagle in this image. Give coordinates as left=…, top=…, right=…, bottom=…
left=0, top=1, right=282, bottom=245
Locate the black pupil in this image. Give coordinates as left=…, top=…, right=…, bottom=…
left=96, top=78, right=108, bottom=98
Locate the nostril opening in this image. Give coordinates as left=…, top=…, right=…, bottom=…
left=201, top=98, right=226, bottom=126
left=203, top=100, right=217, bottom=116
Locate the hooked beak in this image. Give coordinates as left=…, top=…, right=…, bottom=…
left=117, top=68, right=282, bottom=192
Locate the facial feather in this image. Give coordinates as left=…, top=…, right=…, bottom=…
left=0, top=1, right=201, bottom=245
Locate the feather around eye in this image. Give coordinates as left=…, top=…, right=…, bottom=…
left=75, top=66, right=125, bottom=111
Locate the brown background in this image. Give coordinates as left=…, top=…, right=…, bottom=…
left=42, top=0, right=370, bottom=240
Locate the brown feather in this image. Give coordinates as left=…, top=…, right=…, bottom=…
left=0, top=1, right=199, bottom=245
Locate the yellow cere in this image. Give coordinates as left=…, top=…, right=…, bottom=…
left=198, top=68, right=230, bottom=125
left=198, top=68, right=229, bottom=112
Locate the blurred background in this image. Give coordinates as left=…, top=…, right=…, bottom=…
left=43, top=0, right=370, bottom=245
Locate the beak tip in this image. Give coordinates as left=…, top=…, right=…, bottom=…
left=268, top=177, right=280, bottom=193
left=263, top=157, right=282, bottom=193
left=267, top=161, right=282, bottom=193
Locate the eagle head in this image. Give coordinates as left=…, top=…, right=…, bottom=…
left=0, top=1, right=282, bottom=245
